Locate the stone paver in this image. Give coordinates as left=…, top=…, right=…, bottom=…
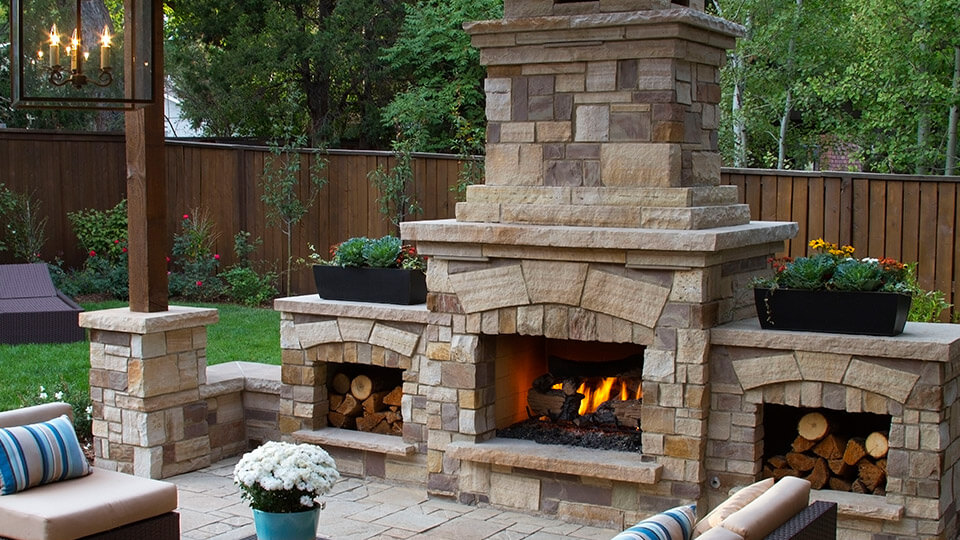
left=170, top=458, right=619, bottom=540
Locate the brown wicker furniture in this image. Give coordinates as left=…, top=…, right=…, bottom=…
left=0, top=403, right=179, bottom=540
left=0, top=264, right=84, bottom=345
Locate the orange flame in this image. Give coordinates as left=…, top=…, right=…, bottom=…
left=551, top=377, right=641, bottom=415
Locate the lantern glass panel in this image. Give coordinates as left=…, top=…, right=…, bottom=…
left=11, top=0, right=154, bottom=109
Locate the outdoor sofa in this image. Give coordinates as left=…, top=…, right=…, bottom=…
left=0, top=403, right=179, bottom=540
left=0, top=263, right=84, bottom=345
left=612, top=476, right=837, bottom=540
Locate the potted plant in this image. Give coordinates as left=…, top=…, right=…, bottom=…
left=310, top=235, right=427, bottom=305
left=234, top=441, right=340, bottom=540
left=753, top=239, right=913, bottom=336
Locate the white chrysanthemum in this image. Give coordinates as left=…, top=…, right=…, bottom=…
left=233, top=441, right=340, bottom=512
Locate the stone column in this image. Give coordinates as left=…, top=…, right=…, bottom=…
left=79, top=306, right=218, bottom=479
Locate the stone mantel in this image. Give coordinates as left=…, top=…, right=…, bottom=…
left=402, top=219, right=797, bottom=258
left=274, top=295, right=448, bottom=326
left=711, top=318, right=960, bottom=363
left=464, top=7, right=745, bottom=41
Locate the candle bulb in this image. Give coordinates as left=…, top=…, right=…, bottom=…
left=48, top=24, right=60, bottom=67
left=70, top=29, right=79, bottom=71
left=100, top=26, right=111, bottom=70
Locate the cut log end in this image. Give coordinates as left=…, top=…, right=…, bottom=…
left=866, top=431, right=889, bottom=459
left=797, top=412, right=830, bottom=441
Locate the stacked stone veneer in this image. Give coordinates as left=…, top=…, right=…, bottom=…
left=458, top=6, right=751, bottom=230
left=275, top=299, right=450, bottom=482
left=709, top=322, right=960, bottom=540
left=80, top=308, right=283, bottom=479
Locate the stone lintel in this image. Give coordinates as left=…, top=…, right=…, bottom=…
left=274, top=295, right=450, bottom=326
left=401, top=219, right=798, bottom=254
left=292, top=427, right=416, bottom=456
left=446, top=439, right=661, bottom=484
left=712, top=319, right=960, bottom=364
left=79, top=306, right=219, bottom=335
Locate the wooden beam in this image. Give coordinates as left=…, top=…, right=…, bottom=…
left=124, top=0, right=167, bottom=312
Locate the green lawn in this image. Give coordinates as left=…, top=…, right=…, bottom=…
left=0, top=301, right=280, bottom=411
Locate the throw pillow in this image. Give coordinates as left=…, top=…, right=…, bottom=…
left=612, top=504, right=697, bottom=540
left=0, top=414, right=91, bottom=495
left=692, top=478, right=774, bottom=537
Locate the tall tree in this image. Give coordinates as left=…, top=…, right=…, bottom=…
left=164, top=0, right=406, bottom=147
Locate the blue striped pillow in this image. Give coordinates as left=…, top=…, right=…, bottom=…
left=0, top=414, right=91, bottom=495
left=612, top=504, right=697, bottom=540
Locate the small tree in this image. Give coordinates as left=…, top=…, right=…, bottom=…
left=260, top=139, right=327, bottom=295
left=0, top=184, right=47, bottom=262
left=369, top=135, right=422, bottom=234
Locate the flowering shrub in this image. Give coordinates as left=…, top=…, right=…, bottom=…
left=168, top=211, right=224, bottom=300
left=756, top=238, right=909, bottom=293
left=234, top=441, right=340, bottom=513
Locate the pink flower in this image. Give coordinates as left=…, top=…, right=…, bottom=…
left=89, top=250, right=96, bottom=257
left=196, top=280, right=203, bottom=287
left=165, top=256, right=170, bottom=263
left=114, top=239, right=119, bottom=244
left=122, top=247, right=127, bottom=253
left=214, top=254, right=220, bottom=260
left=182, top=214, right=189, bottom=219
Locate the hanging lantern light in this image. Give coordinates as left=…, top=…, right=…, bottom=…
left=10, top=0, right=156, bottom=109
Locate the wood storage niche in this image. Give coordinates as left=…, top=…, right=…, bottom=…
left=762, top=404, right=891, bottom=495
left=327, top=365, right=403, bottom=436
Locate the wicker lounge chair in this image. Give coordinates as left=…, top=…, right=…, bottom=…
left=0, top=263, right=84, bottom=344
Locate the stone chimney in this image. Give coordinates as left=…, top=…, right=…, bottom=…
left=457, top=0, right=747, bottom=230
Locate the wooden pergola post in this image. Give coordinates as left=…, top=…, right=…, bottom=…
left=124, top=0, right=167, bottom=312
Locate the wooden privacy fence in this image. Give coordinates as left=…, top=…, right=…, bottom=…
left=2, top=130, right=960, bottom=309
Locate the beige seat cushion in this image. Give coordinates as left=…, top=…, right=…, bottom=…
left=0, top=467, right=178, bottom=540
left=718, top=476, right=811, bottom=540
left=692, top=478, right=774, bottom=537
left=695, top=526, right=744, bottom=540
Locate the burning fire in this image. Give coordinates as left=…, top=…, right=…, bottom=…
left=552, top=377, right=642, bottom=415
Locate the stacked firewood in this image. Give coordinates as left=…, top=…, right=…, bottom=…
left=763, top=412, right=889, bottom=494
left=327, top=373, right=403, bottom=436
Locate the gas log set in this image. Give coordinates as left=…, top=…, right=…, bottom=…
left=498, top=355, right=644, bottom=452
left=763, top=408, right=890, bottom=495
left=327, top=368, right=403, bottom=436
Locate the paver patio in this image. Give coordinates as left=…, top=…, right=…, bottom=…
left=171, top=456, right=620, bottom=540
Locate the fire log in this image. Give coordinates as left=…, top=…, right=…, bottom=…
left=336, top=394, right=362, bottom=417
left=812, top=433, right=847, bottom=460
left=362, top=391, right=389, bottom=414
left=328, top=411, right=355, bottom=429
left=382, top=387, right=403, bottom=407
left=805, top=458, right=830, bottom=490
left=866, top=432, right=889, bottom=459
left=786, top=452, right=818, bottom=472
left=858, top=461, right=886, bottom=492
left=843, top=437, right=868, bottom=466
left=350, top=375, right=374, bottom=400
left=528, top=388, right=565, bottom=418
left=797, top=412, right=830, bottom=441
left=332, top=373, right=351, bottom=395
left=791, top=435, right=816, bottom=453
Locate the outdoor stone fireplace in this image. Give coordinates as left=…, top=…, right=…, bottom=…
left=269, top=1, right=960, bottom=539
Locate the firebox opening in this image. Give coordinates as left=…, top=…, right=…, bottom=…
left=326, top=365, right=403, bottom=436
left=491, top=334, right=645, bottom=452
left=763, top=404, right=891, bottom=494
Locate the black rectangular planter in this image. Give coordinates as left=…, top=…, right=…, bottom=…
left=313, top=266, right=427, bottom=305
left=753, top=287, right=912, bottom=336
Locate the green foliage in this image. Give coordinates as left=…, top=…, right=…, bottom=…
left=68, top=199, right=128, bottom=260
left=362, top=235, right=402, bottom=268
left=380, top=0, right=502, bottom=152
left=164, top=0, right=404, bottom=145
left=332, top=237, right=368, bottom=267
left=902, top=263, right=953, bottom=322
left=713, top=0, right=960, bottom=174
left=233, top=231, right=262, bottom=269
left=221, top=266, right=278, bottom=306
left=369, top=138, right=422, bottom=232
left=53, top=251, right=130, bottom=300
left=260, top=139, right=327, bottom=295
left=0, top=185, right=47, bottom=263
left=17, top=379, right=93, bottom=443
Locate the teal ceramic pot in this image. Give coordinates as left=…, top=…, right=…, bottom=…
left=252, top=507, right=320, bottom=540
